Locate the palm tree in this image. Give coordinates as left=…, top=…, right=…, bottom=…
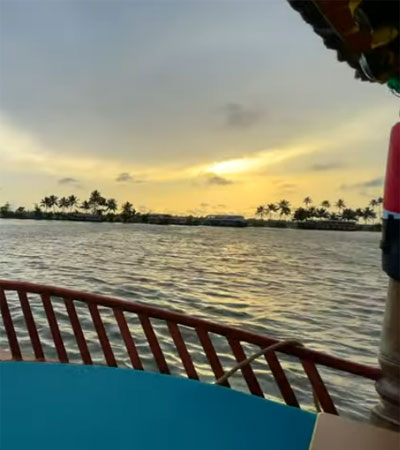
left=40, top=197, right=51, bottom=212
left=106, top=198, right=118, bottom=213
left=377, top=196, right=383, bottom=219
left=121, top=202, right=135, bottom=222
left=278, top=200, right=291, bottom=220
left=0, top=202, right=11, bottom=215
left=106, top=198, right=117, bottom=212
left=355, top=208, right=363, bottom=222
left=88, top=190, right=106, bottom=214
left=255, top=206, right=265, bottom=219
left=342, top=208, right=357, bottom=221
left=370, top=199, right=378, bottom=209
left=335, top=199, right=345, bottom=214
left=267, top=203, right=278, bottom=219
left=80, top=200, right=91, bottom=213
left=58, top=197, right=69, bottom=212
left=89, top=190, right=102, bottom=204
left=316, top=208, right=329, bottom=220
left=15, top=206, right=25, bottom=216
left=293, top=207, right=309, bottom=222
left=303, top=197, right=312, bottom=208
left=48, top=195, right=58, bottom=213
left=321, top=200, right=330, bottom=209
left=308, top=206, right=317, bottom=220
left=105, top=198, right=118, bottom=221
left=68, top=195, right=78, bottom=212
left=362, top=207, right=377, bottom=223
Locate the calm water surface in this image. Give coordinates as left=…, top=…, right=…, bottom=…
left=0, top=220, right=386, bottom=420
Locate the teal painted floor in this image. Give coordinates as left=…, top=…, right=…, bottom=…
left=0, top=362, right=316, bottom=449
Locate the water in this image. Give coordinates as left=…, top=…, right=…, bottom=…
left=0, top=219, right=386, bottom=420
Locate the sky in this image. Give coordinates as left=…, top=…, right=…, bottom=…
left=0, top=0, right=398, bottom=216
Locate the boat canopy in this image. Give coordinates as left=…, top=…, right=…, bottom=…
left=288, top=1, right=400, bottom=90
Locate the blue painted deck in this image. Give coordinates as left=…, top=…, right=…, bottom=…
left=0, top=362, right=316, bottom=449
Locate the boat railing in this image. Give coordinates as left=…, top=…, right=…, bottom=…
left=0, top=280, right=381, bottom=416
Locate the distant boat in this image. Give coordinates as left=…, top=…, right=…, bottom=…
left=203, top=214, right=247, bottom=227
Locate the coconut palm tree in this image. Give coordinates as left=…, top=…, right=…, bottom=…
left=88, top=190, right=106, bottom=214
left=106, top=198, right=118, bottom=213
left=80, top=200, right=91, bottom=213
left=293, top=207, right=309, bottom=222
left=335, top=199, right=346, bottom=214
left=58, top=197, right=69, bottom=212
left=121, top=202, right=135, bottom=222
left=68, top=195, right=79, bottom=212
left=376, top=196, right=383, bottom=219
left=342, top=208, right=357, bottom=221
left=0, top=202, right=11, bottom=213
left=316, top=208, right=329, bottom=220
left=355, top=208, right=363, bottom=222
left=255, top=205, right=265, bottom=219
left=40, top=197, right=51, bottom=212
left=48, top=195, right=58, bottom=213
left=303, top=197, right=312, bottom=208
left=308, top=206, right=317, bottom=219
left=15, top=206, right=25, bottom=217
left=370, top=199, right=378, bottom=209
left=321, top=200, right=330, bottom=209
left=278, top=200, right=291, bottom=219
left=267, top=203, right=278, bottom=219
left=362, top=207, right=376, bottom=223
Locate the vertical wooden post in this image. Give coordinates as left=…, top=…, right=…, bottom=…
left=371, top=278, right=400, bottom=431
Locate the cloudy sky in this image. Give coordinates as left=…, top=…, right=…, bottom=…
left=0, top=0, right=397, bottom=216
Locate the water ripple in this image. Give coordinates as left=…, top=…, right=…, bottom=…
left=0, top=220, right=386, bottom=420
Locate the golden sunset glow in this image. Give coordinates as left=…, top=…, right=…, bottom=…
left=206, top=158, right=256, bottom=175
left=0, top=1, right=397, bottom=216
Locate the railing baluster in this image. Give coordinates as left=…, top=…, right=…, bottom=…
left=64, top=298, right=92, bottom=365
left=0, top=280, right=382, bottom=416
left=41, top=293, right=69, bottom=363
left=301, top=358, right=338, bottom=414
left=88, top=303, right=117, bottom=367
left=228, top=338, right=264, bottom=397
left=0, top=288, right=22, bottom=360
left=139, top=314, right=170, bottom=374
left=196, top=327, right=230, bottom=386
left=18, top=291, right=44, bottom=360
left=264, top=352, right=299, bottom=407
left=167, top=321, right=198, bottom=380
left=113, top=308, right=143, bottom=370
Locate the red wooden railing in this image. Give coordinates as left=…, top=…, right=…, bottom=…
left=0, top=280, right=381, bottom=415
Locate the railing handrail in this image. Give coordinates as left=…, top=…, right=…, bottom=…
left=0, top=279, right=381, bottom=381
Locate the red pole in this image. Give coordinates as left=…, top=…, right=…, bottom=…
left=371, top=122, right=400, bottom=431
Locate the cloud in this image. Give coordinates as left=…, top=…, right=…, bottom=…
left=223, top=103, right=262, bottom=128
left=115, top=172, right=133, bottom=182
left=340, top=177, right=384, bottom=190
left=58, top=177, right=78, bottom=185
left=309, top=161, right=344, bottom=171
left=216, top=203, right=226, bottom=208
left=115, top=172, right=144, bottom=183
left=280, top=182, right=296, bottom=190
left=200, top=202, right=209, bottom=208
left=205, top=173, right=234, bottom=186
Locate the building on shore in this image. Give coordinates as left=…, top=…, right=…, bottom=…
left=203, top=215, right=247, bottom=228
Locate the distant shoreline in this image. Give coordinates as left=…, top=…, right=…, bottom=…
left=0, top=213, right=381, bottom=232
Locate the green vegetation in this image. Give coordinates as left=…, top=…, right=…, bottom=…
left=1, top=190, right=141, bottom=223
left=255, top=197, right=381, bottom=224
left=0, top=191, right=382, bottom=231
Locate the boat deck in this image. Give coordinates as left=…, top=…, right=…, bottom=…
left=1, top=361, right=316, bottom=450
